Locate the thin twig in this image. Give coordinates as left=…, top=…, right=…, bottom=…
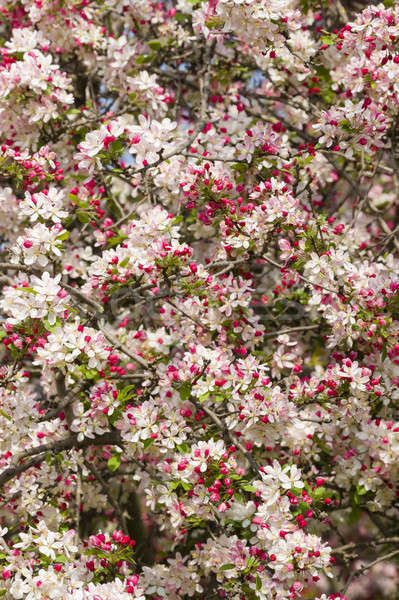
left=264, top=324, right=319, bottom=339
left=84, top=458, right=128, bottom=531
left=0, top=431, right=121, bottom=489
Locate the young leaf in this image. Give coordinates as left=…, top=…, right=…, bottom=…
left=179, top=381, right=192, bottom=402
left=107, top=455, right=121, bottom=472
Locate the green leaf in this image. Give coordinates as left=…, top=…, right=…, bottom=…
left=148, top=40, right=162, bottom=50
left=320, top=31, right=338, bottom=46
left=119, top=257, right=130, bottom=268
left=57, top=231, right=69, bottom=241
left=175, top=11, right=189, bottom=22
left=348, top=505, right=362, bottom=525
left=110, top=139, right=124, bottom=153
left=176, top=443, right=190, bottom=454
left=312, top=486, right=327, bottom=502
left=143, top=437, right=155, bottom=449
left=85, top=369, right=98, bottom=380
left=17, top=286, right=37, bottom=294
left=313, top=434, right=332, bottom=455
left=234, top=491, right=244, bottom=503
left=55, top=553, right=67, bottom=563
left=339, top=119, right=353, bottom=133
left=44, top=316, right=61, bottom=333
left=0, top=409, right=12, bottom=421
left=231, top=162, right=247, bottom=173
left=179, top=381, right=192, bottom=402
left=299, top=0, right=311, bottom=13
left=371, top=398, right=383, bottom=418
left=135, top=55, right=151, bottom=64
left=356, top=485, right=367, bottom=496
left=107, top=455, right=121, bottom=472
left=205, top=17, right=224, bottom=29
left=241, top=484, right=256, bottom=493
left=256, top=574, right=262, bottom=591
left=220, top=563, right=235, bottom=570
left=77, top=211, right=91, bottom=224
left=107, top=233, right=128, bottom=247
left=117, top=384, right=136, bottom=402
